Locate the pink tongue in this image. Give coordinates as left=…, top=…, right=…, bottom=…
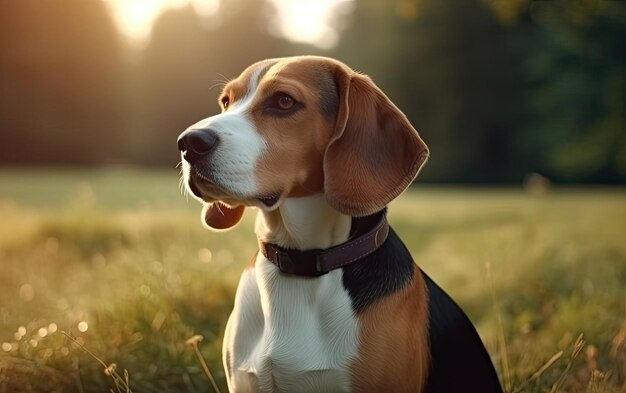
left=203, top=202, right=245, bottom=230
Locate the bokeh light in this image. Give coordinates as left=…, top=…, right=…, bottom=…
left=104, top=0, right=348, bottom=48
left=104, top=0, right=220, bottom=45
left=19, top=284, right=35, bottom=302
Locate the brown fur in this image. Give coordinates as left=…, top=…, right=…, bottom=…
left=249, top=59, right=339, bottom=198
left=218, top=60, right=276, bottom=109
left=325, top=68, right=429, bottom=217
left=212, top=57, right=432, bottom=389
left=350, top=268, right=430, bottom=392
left=218, top=56, right=429, bottom=216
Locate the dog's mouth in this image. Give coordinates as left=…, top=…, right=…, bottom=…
left=186, top=168, right=225, bottom=201
left=184, top=166, right=282, bottom=209
left=187, top=176, right=203, bottom=198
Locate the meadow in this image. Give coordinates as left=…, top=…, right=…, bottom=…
left=0, top=168, right=624, bottom=393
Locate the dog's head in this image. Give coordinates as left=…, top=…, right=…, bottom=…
left=177, top=56, right=429, bottom=230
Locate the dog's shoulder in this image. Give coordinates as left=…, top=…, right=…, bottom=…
left=344, top=226, right=502, bottom=393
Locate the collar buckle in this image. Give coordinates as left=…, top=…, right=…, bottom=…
left=274, top=249, right=327, bottom=276
left=259, top=212, right=389, bottom=277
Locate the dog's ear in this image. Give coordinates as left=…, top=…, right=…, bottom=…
left=323, top=67, right=429, bottom=216
left=202, top=202, right=245, bottom=231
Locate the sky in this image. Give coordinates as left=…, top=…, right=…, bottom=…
left=103, top=0, right=350, bottom=49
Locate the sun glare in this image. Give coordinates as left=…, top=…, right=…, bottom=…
left=104, top=0, right=347, bottom=49
left=104, top=0, right=219, bottom=46
left=110, top=0, right=160, bottom=42
left=270, top=0, right=350, bottom=49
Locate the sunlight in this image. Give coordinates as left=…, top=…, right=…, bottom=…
left=104, top=0, right=347, bottom=49
left=269, top=0, right=350, bottom=49
left=105, top=0, right=168, bottom=43
left=104, top=0, right=219, bottom=45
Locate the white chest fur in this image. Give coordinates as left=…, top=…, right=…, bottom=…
left=223, top=252, right=360, bottom=393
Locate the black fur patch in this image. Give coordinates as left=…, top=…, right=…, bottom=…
left=341, top=226, right=414, bottom=313
left=422, top=271, right=503, bottom=392
left=341, top=213, right=502, bottom=392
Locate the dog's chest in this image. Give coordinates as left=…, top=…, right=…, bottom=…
left=223, top=254, right=360, bottom=392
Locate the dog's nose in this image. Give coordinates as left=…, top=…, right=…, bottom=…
left=177, top=129, right=219, bottom=163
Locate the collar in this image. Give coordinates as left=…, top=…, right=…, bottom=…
left=258, top=211, right=389, bottom=277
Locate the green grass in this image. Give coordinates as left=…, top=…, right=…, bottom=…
left=0, top=168, right=625, bottom=392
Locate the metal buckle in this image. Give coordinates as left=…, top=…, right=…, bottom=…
left=274, top=250, right=294, bottom=274
left=274, top=249, right=283, bottom=270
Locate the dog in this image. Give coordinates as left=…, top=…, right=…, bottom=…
left=177, top=56, right=503, bottom=393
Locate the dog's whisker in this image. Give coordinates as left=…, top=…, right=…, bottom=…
left=215, top=72, right=231, bottom=84
left=209, top=73, right=231, bottom=91
left=178, top=174, right=190, bottom=202
left=209, top=81, right=227, bottom=91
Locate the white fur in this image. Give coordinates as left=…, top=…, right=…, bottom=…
left=255, top=195, right=352, bottom=250
left=184, top=68, right=266, bottom=197
left=182, top=66, right=362, bottom=391
left=223, top=196, right=359, bottom=393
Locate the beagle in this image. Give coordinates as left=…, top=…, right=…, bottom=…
left=177, top=56, right=503, bottom=393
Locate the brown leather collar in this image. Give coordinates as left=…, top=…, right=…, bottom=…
left=258, top=212, right=389, bottom=277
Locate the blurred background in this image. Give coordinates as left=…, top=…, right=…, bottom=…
left=1, top=1, right=626, bottom=392
left=1, top=0, right=624, bottom=183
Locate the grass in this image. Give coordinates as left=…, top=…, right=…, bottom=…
left=0, top=168, right=625, bottom=392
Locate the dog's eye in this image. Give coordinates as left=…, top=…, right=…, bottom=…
left=277, top=95, right=294, bottom=110
left=266, top=93, right=300, bottom=115
left=221, top=96, right=230, bottom=110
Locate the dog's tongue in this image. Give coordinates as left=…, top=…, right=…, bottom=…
left=202, top=202, right=245, bottom=230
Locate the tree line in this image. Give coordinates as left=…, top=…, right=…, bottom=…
left=0, top=0, right=624, bottom=183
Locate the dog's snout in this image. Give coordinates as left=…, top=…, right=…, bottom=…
left=177, top=129, right=219, bottom=163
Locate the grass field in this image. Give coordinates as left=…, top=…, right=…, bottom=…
left=0, top=168, right=625, bottom=393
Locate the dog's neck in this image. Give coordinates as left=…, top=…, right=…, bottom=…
left=255, top=194, right=352, bottom=251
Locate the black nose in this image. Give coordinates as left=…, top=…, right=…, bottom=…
left=177, top=129, right=219, bottom=163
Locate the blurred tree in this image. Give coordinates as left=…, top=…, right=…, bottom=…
left=333, top=0, right=523, bottom=182
left=0, top=0, right=127, bottom=165
left=1, top=0, right=623, bottom=184
left=508, top=0, right=626, bottom=183
left=133, top=0, right=295, bottom=166
left=334, top=0, right=625, bottom=183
